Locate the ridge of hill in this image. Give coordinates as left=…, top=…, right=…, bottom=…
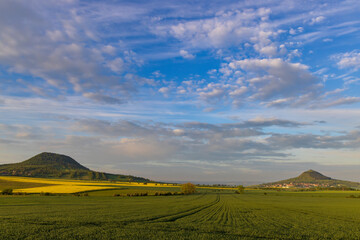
left=19, top=152, right=89, bottom=171
left=295, top=169, right=331, bottom=181
left=0, top=152, right=150, bottom=182
left=255, top=170, right=360, bottom=189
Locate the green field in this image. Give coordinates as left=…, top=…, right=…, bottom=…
left=0, top=178, right=53, bottom=190
left=1, top=189, right=360, bottom=239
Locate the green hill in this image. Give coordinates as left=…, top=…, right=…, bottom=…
left=18, top=152, right=89, bottom=171
left=0, top=152, right=150, bottom=182
left=295, top=169, right=331, bottom=181
left=255, top=170, right=360, bottom=189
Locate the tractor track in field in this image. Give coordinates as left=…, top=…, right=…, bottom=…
left=196, top=197, right=225, bottom=224
left=149, top=194, right=221, bottom=222
left=118, top=194, right=220, bottom=225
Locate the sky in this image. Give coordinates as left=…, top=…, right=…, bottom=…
left=0, top=0, right=360, bottom=184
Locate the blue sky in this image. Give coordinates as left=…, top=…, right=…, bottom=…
left=0, top=0, right=360, bottom=184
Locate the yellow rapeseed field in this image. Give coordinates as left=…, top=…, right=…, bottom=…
left=0, top=176, right=179, bottom=194
left=17, top=185, right=117, bottom=194
left=0, top=176, right=235, bottom=193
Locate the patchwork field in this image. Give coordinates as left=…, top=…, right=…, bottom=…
left=0, top=176, right=182, bottom=194
left=1, top=184, right=360, bottom=239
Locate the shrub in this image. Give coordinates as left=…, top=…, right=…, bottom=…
left=40, top=192, right=52, bottom=196
left=347, top=195, right=360, bottom=198
left=13, top=192, right=26, bottom=195
left=181, top=183, right=196, bottom=195
left=235, top=185, right=245, bottom=194
left=1, top=189, right=13, bottom=195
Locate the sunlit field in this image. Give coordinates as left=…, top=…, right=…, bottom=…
left=0, top=176, right=235, bottom=194
left=0, top=176, right=183, bottom=194
left=1, top=189, right=360, bottom=239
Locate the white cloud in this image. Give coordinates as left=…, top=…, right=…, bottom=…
left=179, top=49, right=195, bottom=59
left=229, top=86, right=248, bottom=97
left=315, top=97, right=360, bottom=108
left=107, top=58, right=124, bottom=73
left=228, top=58, right=319, bottom=101
left=159, top=87, right=170, bottom=96
left=173, top=129, right=185, bottom=136
left=323, top=38, right=333, bottom=42
left=157, top=8, right=274, bottom=51
left=0, top=1, right=152, bottom=103
left=332, top=50, right=360, bottom=71
left=254, top=44, right=278, bottom=56
left=310, top=16, right=325, bottom=25
left=198, top=86, right=227, bottom=102
left=102, top=45, right=116, bottom=55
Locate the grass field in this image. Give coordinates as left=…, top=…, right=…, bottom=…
left=1, top=187, right=360, bottom=239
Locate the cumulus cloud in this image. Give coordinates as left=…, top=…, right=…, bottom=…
left=177, top=57, right=327, bottom=108
left=107, top=58, right=124, bottom=73
left=2, top=114, right=360, bottom=180
left=156, top=8, right=278, bottom=55
left=310, top=16, right=325, bottom=25
left=199, top=87, right=226, bottom=102
left=158, top=87, right=170, bottom=96
left=179, top=50, right=195, bottom=59
left=102, top=45, right=116, bottom=55
left=228, top=58, right=320, bottom=102
left=332, top=50, right=360, bottom=71
left=67, top=118, right=360, bottom=163
left=0, top=0, right=152, bottom=103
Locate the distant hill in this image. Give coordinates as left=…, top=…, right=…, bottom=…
left=18, top=152, right=89, bottom=171
left=254, top=170, right=360, bottom=189
left=295, top=170, right=331, bottom=181
left=0, top=152, right=150, bottom=182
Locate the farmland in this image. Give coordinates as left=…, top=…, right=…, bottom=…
left=0, top=176, right=181, bottom=194
left=1, top=186, right=360, bottom=239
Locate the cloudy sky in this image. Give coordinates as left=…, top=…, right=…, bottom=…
left=0, top=0, right=360, bottom=184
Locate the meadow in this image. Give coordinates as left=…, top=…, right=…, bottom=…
left=1, top=180, right=360, bottom=239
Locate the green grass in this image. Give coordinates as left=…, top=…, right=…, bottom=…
left=85, top=185, right=234, bottom=196
left=1, top=190, right=360, bottom=239
left=0, top=179, right=53, bottom=191
left=86, top=187, right=180, bottom=196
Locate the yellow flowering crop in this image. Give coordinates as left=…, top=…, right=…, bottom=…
left=1, top=176, right=178, bottom=194
left=16, top=185, right=117, bottom=194
left=1, top=176, right=233, bottom=194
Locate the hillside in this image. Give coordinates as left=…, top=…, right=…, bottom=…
left=255, top=170, right=360, bottom=189
left=0, top=152, right=150, bottom=182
